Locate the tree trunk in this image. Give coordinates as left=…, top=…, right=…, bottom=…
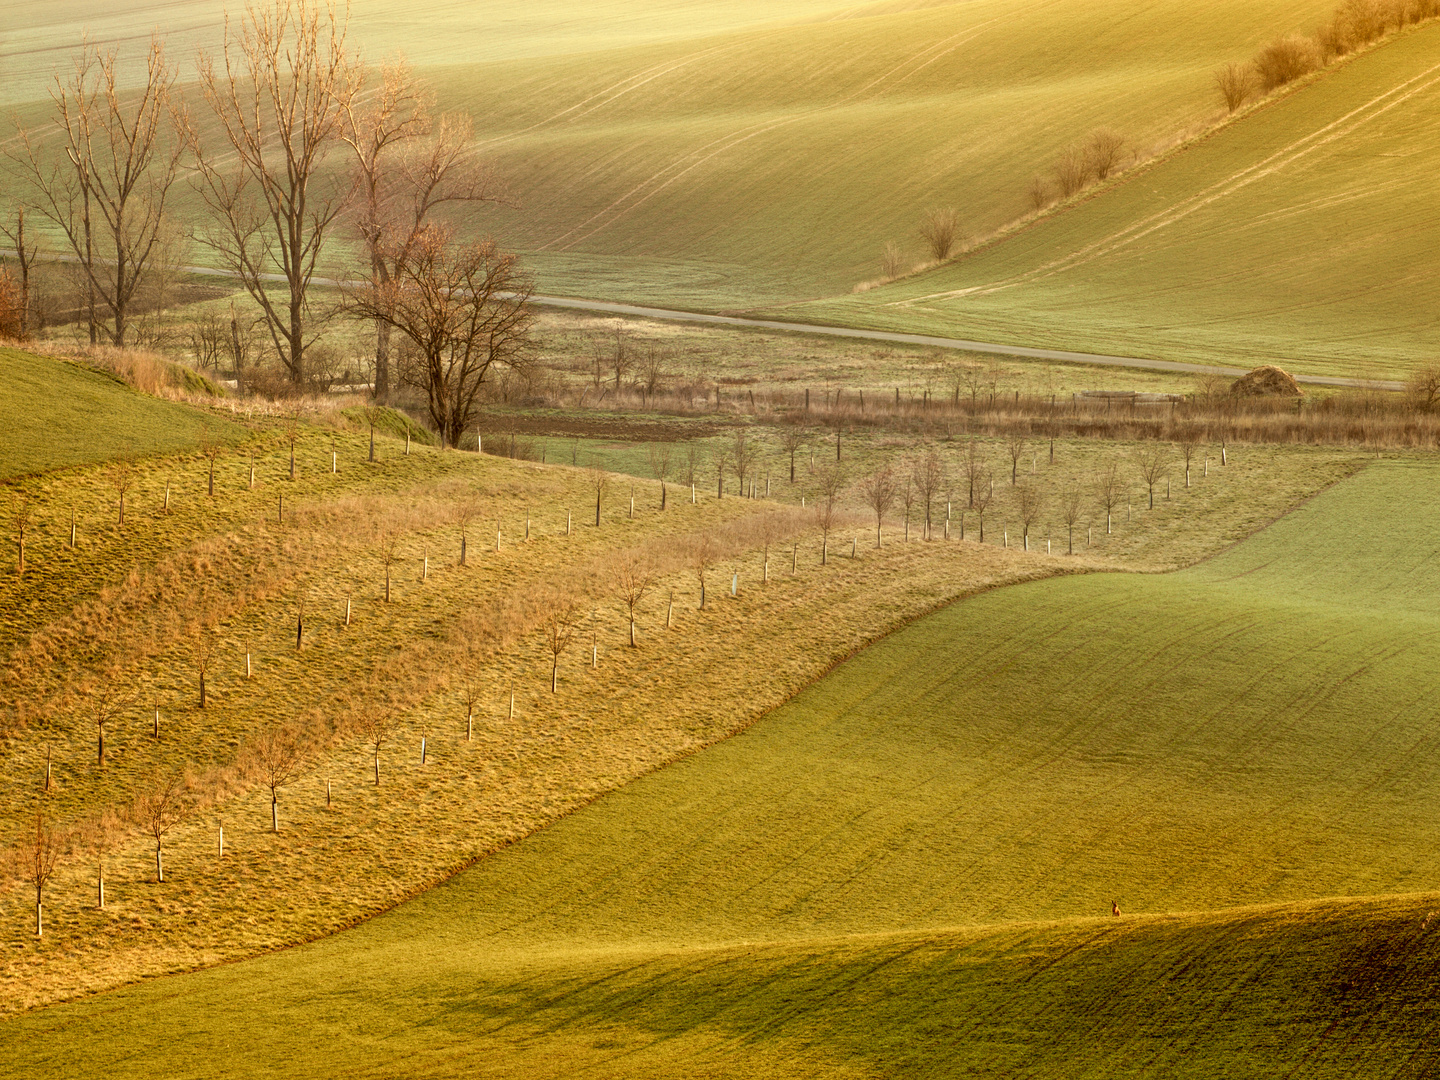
left=272, top=794, right=278, bottom=833
left=35, top=897, right=42, bottom=938
left=595, top=492, right=602, bottom=526
left=385, top=568, right=391, bottom=603
left=460, top=535, right=467, bottom=566
left=97, top=724, right=104, bottom=766
left=199, top=671, right=207, bottom=709
left=551, top=658, right=559, bottom=692
left=374, top=752, right=380, bottom=786
left=155, top=843, right=164, bottom=883
left=629, top=614, right=636, bottom=647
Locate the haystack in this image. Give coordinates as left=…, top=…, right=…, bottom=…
left=1230, top=365, right=1303, bottom=398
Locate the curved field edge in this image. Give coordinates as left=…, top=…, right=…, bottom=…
left=5, top=461, right=1439, bottom=1074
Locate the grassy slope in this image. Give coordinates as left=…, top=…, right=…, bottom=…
left=7, top=458, right=1440, bottom=1075
left=448, top=0, right=1337, bottom=306
left=786, top=21, right=1440, bottom=377
left=0, top=348, right=243, bottom=480
left=5, top=0, right=1338, bottom=311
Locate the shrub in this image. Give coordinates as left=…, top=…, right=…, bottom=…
left=1216, top=62, right=1255, bottom=111
left=1085, top=129, right=1126, bottom=180
left=919, top=208, right=960, bottom=262
left=880, top=242, right=903, bottom=280
left=1053, top=145, right=1092, bottom=197
left=1254, top=35, right=1322, bottom=91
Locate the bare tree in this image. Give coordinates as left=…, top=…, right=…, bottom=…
left=10, top=489, right=32, bottom=575
left=1137, top=446, right=1172, bottom=509
left=814, top=465, right=844, bottom=565
left=1216, top=62, right=1255, bottom=112
left=1016, top=484, right=1045, bottom=552
left=962, top=439, right=985, bottom=507
left=880, top=241, right=902, bottom=279
left=355, top=706, right=393, bottom=785
left=1007, top=435, right=1027, bottom=484
left=588, top=465, right=611, bottom=526
left=681, top=442, right=702, bottom=499
left=190, top=0, right=363, bottom=385
left=919, top=207, right=960, bottom=261
left=1408, top=363, right=1440, bottom=412
left=189, top=623, right=216, bottom=708
left=913, top=450, right=944, bottom=539
left=342, top=62, right=504, bottom=398
left=778, top=427, right=804, bottom=483
left=26, top=804, right=64, bottom=937
left=348, top=225, right=532, bottom=447
left=0, top=209, right=41, bottom=338
left=692, top=534, right=716, bottom=607
left=199, top=428, right=223, bottom=497
left=10, top=38, right=183, bottom=345
left=710, top=443, right=731, bottom=499
left=639, top=344, right=666, bottom=406
left=378, top=531, right=401, bottom=602
left=972, top=468, right=994, bottom=542
left=545, top=602, right=579, bottom=691
left=455, top=493, right=480, bottom=566
left=87, top=682, right=137, bottom=767
left=1060, top=482, right=1084, bottom=554
left=1176, top=427, right=1203, bottom=488
left=136, top=772, right=189, bottom=882
left=615, top=556, right=656, bottom=647
left=245, top=726, right=304, bottom=832
left=647, top=443, right=673, bottom=509
left=898, top=473, right=917, bottom=541
left=731, top=431, right=754, bottom=498
left=1086, top=129, right=1126, bottom=180
left=108, top=456, right=135, bottom=525
left=861, top=466, right=898, bottom=547
left=1095, top=461, right=1123, bottom=534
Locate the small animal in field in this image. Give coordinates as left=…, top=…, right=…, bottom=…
left=1112, top=900, right=1122, bottom=917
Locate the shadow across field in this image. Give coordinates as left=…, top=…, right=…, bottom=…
left=7, top=459, right=1440, bottom=1076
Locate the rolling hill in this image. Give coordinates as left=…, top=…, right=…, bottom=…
left=7, top=457, right=1440, bottom=1075
left=786, top=19, right=1440, bottom=378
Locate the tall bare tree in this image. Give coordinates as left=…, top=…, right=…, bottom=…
left=348, top=225, right=532, bottom=446
left=10, top=37, right=183, bottom=346
left=343, top=61, right=504, bottom=397
left=0, top=209, right=41, bottom=338
left=355, top=706, right=393, bottom=785
left=191, top=0, right=362, bottom=385
left=88, top=682, right=137, bottom=767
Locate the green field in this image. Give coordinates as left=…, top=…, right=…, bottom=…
left=788, top=20, right=1440, bottom=378
left=6, top=456, right=1440, bottom=1075
left=6, top=0, right=1339, bottom=311
left=0, top=348, right=243, bottom=481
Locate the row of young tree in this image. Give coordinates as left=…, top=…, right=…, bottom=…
left=2, top=0, right=530, bottom=446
